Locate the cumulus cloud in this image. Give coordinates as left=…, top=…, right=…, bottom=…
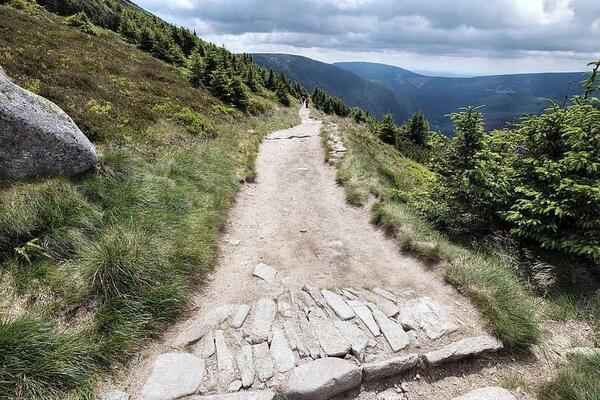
left=136, top=0, right=600, bottom=74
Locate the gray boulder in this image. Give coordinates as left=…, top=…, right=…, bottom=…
left=285, top=357, right=362, bottom=400
left=0, top=67, right=96, bottom=180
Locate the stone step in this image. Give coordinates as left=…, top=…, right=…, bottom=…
left=398, top=297, right=453, bottom=340
left=309, top=314, right=351, bottom=357
left=284, top=358, right=362, bottom=400
left=215, top=331, right=238, bottom=389
left=194, top=330, right=215, bottom=358
left=270, top=327, right=296, bottom=372
left=348, top=300, right=381, bottom=337
left=334, top=320, right=369, bottom=360
left=361, top=289, right=399, bottom=318
left=321, top=289, right=355, bottom=320
left=362, top=354, right=419, bottom=382
left=423, top=335, right=503, bottom=366
left=245, top=298, right=276, bottom=344
left=369, top=304, right=409, bottom=352
left=230, top=305, right=251, bottom=329
left=236, top=345, right=255, bottom=389
left=142, top=353, right=205, bottom=400
left=252, top=342, right=274, bottom=382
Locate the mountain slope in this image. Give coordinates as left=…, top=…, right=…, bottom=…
left=0, top=3, right=299, bottom=399
left=336, top=62, right=585, bottom=132
left=253, top=54, right=410, bottom=120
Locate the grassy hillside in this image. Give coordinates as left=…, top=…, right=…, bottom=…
left=336, top=62, right=585, bottom=133
left=252, top=53, right=409, bottom=121
left=0, top=4, right=298, bottom=399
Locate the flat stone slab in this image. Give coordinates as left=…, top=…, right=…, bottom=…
left=321, top=289, right=355, bottom=320
left=334, top=320, right=369, bottom=360
left=349, top=301, right=381, bottom=337
left=246, top=298, right=277, bottom=344
left=284, top=318, right=308, bottom=357
left=270, top=327, right=296, bottom=372
left=253, top=263, right=277, bottom=283
left=285, top=357, right=362, bottom=400
left=215, top=330, right=238, bottom=388
left=362, top=290, right=399, bottom=318
left=309, top=316, right=351, bottom=357
left=369, top=305, right=409, bottom=352
left=363, top=354, right=419, bottom=381
left=187, top=391, right=275, bottom=400
left=303, top=285, right=327, bottom=308
left=452, top=387, right=516, bottom=400
left=231, top=304, right=251, bottom=329
left=141, top=353, right=205, bottom=400
left=194, top=330, right=215, bottom=358
left=399, top=297, right=452, bottom=340
left=236, top=345, right=255, bottom=388
left=253, top=342, right=274, bottom=382
left=100, top=391, right=129, bottom=400
left=298, top=313, right=324, bottom=359
left=372, top=288, right=398, bottom=303
left=175, top=305, right=234, bottom=346
left=424, top=335, right=503, bottom=366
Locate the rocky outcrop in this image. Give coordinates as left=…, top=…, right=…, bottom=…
left=0, top=67, right=96, bottom=179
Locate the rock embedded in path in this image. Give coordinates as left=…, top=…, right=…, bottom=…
left=309, top=315, right=351, bottom=357
left=141, top=353, right=205, bottom=400
left=174, top=305, right=234, bottom=347
left=100, top=391, right=129, bottom=400
left=0, top=67, right=97, bottom=179
left=270, top=327, right=296, bottom=372
left=452, top=387, right=516, bottom=400
left=285, top=357, right=362, bottom=400
left=398, top=297, right=452, bottom=340
left=298, top=313, right=324, bottom=359
left=253, top=263, right=277, bottom=284
left=215, top=330, right=238, bottom=388
left=303, top=285, right=327, bottom=308
left=253, top=342, right=274, bottom=382
left=369, top=305, right=409, bottom=352
left=186, top=391, right=275, bottom=400
left=334, top=320, right=369, bottom=360
left=236, top=345, right=255, bottom=388
left=246, top=298, right=276, bottom=344
left=194, top=330, right=216, bottom=358
left=424, top=335, right=503, bottom=366
left=283, top=318, right=308, bottom=357
left=362, top=354, right=419, bottom=381
left=362, top=290, right=399, bottom=318
left=321, top=289, right=355, bottom=320
left=348, top=301, right=381, bottom=337
left=230, top=304, right=251, bottom=329
left=372, top=288, right=398, bottom=303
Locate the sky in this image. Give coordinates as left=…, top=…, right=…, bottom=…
left=136, top=0, right=600, bottom=76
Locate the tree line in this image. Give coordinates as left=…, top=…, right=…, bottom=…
left=35, top=0, right=308, bottom=110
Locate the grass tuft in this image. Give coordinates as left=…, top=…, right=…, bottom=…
left=539, top=354, right=600, bottom=400
left=0, top=317, right=98, bottom=400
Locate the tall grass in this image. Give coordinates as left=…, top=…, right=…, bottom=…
left=539, top=354, right=600, bottom=400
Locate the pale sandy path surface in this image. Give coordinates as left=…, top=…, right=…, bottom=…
left=119, top=107, right=486, bottom=399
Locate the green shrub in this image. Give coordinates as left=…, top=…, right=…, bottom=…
left=66, top=12, right=96, bottom=35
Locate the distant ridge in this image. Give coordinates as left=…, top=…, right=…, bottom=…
left=252, top=54, right=411, bottom=121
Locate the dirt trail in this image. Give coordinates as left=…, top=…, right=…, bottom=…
left=120, top=107, right=488, bottom=399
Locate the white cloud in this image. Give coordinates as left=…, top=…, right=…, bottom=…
left=137, top=0, right=600, bottom=74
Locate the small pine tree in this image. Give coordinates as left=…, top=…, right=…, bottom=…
left=139, top=26, right=156, bottom=52
left=188, top=50, right=204, bottom=88
left=231, top=77, right=249, bottom=110
left=407, top=112, right=430, bottom=146
left=377, top=114, right=397, bottom=145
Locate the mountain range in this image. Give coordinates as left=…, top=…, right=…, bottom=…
left=253, top=54, right=586, bottom=133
